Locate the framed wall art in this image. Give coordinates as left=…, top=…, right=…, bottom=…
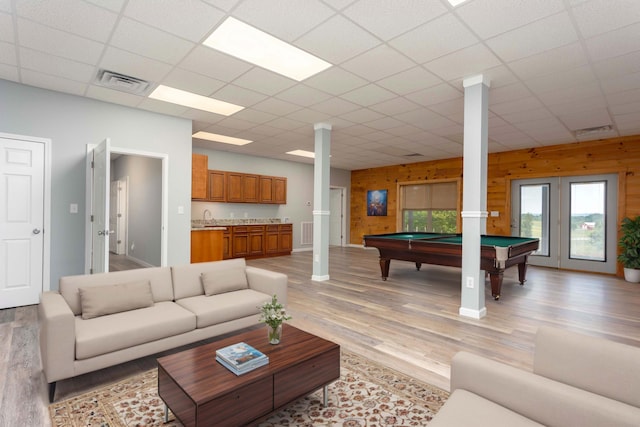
left=367, top=189, right=387, bottom=216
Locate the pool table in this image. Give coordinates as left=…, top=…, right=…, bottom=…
left=363, top=232, right=539, bottom=300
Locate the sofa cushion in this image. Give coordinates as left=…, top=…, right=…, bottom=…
left=429, top=390, right=544, bottom=427
left=60, top=266, right=174, bottom=316
left=75, top=301, right=196, bottom=360
left=171, top=258, right=248, bottom=300
left=534, top=326, right=640, bottom=408
left=79, top=280, right=154, bottom=319
left=176, top=289, right=271, bottom=329
left=201, top=267, right=248, bottom=296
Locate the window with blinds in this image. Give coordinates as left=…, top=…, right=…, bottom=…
left=400, top=181, right=458, bottom=233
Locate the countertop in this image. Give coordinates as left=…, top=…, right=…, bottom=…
left=191, top=226, right=228, bottom=231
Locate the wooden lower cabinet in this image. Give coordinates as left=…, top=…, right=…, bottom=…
left=228, top=224, right=292, bottom=259
left=222, top=229, right=231, bottom=259
left=191, top=230, right=223, bottom=263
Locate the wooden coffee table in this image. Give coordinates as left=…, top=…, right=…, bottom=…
left=157, top=324, right=340, bottom=427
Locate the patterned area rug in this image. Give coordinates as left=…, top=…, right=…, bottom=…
left=49, top=351, right=448, bottom=426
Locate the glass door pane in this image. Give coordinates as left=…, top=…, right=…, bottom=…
left=569, top=181, right=606, bottom=261
left=519, top=184, right=550, bottom=256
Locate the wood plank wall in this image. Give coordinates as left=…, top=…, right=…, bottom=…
left=350, top=135, right=640, bottom=275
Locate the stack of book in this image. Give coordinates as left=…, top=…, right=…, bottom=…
left=215, top=342, right=269, bottom=375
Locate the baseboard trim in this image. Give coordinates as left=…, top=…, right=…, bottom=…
left=459, top=306, right=487, bottom=319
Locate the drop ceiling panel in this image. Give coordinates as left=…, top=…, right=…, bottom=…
left=17, top=18, right=104, bottom=64
left=0, top=12, right=14, bottom=42
left=294, top=15, right=381, bottom=64
left=507, top=42, right=589, bottom=81
left=456, top=0, right=564, bottom=39
left=232, top=0, right=335, bottom=42
left=110, top=18, right=195, bottom=65
left=340, top=84, right=396, bottom=107
left=21, top=69, right=87, bottom=95
left=389, top=14, right=478, bottom=64
left=584, top=22, right=640, bottom=62
left=16, top=0, right=117, bottom=42
left=0, top=40, right=17, bottom=65
left=275, top=84, right=333, bottom=107
left=162, top=68, right=226, bottom=96
left=212, top=84, right=268, bottom=107
left=486, top=12, right=579, bottom=62
left=558, top=108, right=612, bottom=130
left=19, top=47, right=94, bottom=82
left=124, top=0, right=225, bottom=42
left=87, top=84, right=145, bottom=107
left=376, top=66, right=442, bottom=96
left=304, top=67, right=369, bottom=96
left=425, top=44, right=502, bottom=81
left=343, top=0, right=448, bottom=40
left=341, top=44, right=417, bottom=81
left=0, top=63, right=18, bottom=81
left=571, top=0, right=640, bottom=38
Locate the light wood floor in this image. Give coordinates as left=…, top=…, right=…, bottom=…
left=1, top=246, right=639, bottom=426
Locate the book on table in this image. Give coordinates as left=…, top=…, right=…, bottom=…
left=215, top=342, right=269, bottom=375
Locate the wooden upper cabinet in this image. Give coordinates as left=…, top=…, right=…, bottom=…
left=242, top=174, right=260, bottom=203
left=191, top=154, right=208, bottom=200
left=260, top=175, right=287, bottom=204
left=274, top=177, right=287, bottom=204
left=226, top=172, right=243, bottom=202
left=208, top=170, right=226, bottom=202
left=202, top=168, right=287, bottom=204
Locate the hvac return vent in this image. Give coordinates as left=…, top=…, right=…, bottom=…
left=95, top=70, right=151, bottom=95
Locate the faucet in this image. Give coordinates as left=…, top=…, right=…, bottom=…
left=203, top=209, right=212, bottom=222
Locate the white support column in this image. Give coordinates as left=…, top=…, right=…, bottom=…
left=312, top=123, right=331, bottom=281
left=460, top=74, right=490, bottom=319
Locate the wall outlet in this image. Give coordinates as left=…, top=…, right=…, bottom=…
left=466, top=277, right=474, bottom=288
left=69, top=203, right=78, bottom=214
left=306, top=201, right=311, bottom=206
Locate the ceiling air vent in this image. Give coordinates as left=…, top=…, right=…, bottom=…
left=404, top=153, right=424, bottom=157
left=573, top=125, right=614, bottom=138
left=95, top=69, right=151, bottom=95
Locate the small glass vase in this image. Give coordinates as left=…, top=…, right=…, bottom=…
left=268, top=324, right=282, bottom=344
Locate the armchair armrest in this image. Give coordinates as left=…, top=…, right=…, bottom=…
left=450, top=351, right=640, bottom=427
left=38, top=291, right=76, bottom=383
left=245, top=266, right=288, bottom=306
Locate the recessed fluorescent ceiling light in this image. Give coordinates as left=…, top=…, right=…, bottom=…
left=149, top=85, right=244, bottom=116
left=447, top=0, right=469, bottom=6
left=286, top=150, right=316, bottom=158
left=193, top=131, right=252, bottom=146
left=203, top=17, right=331, bottom=81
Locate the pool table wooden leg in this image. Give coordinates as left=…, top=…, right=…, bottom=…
left=518, top=259, right=528, bottom=284
left=379, top=258, right=390, bottom=281
left=488, top=271, right=503, bottom=300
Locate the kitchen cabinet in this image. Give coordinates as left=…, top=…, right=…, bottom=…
left=232, top=225, right=264, bottom=258
left=208, top=170, right=226, bottom=202
left=190, top=229, right=223, bottom=263
left=222, top=228, right=231, bottom=259
left=191, top=154, right=208, bottom=200
left=266, top=224, right=292, bottom=254
left=260, top=176, right=287, bottom=204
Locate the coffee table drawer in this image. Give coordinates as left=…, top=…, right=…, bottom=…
left=273, top=347, right=340, bottom=408
left=198, top=375, right=273, bottom=427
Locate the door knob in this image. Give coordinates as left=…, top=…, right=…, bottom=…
left=33, top=228, right=41, bottom=235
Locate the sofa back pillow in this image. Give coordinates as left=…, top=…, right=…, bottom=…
left=79, top=280, right=154, bottom=319
left=201, top=266, right=248, bottom=296
left=60, top=266, right=174, bottom=316
left=171, top=258, right=248, bottom=300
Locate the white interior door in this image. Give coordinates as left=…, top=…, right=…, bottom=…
left=329, top=187, right=343, bottom=246
left=0, top=136, right=45, bottom=308
left=109, top=179, right=126, bottom=255
left=91, top=138, right=110, bottom=274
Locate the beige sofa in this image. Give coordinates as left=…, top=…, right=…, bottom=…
left=39, top=258, right=287, bottom=401
left=430, top=326, right=640, bottom=427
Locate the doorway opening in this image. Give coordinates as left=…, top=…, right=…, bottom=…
left=330, top=187, right=346, bottom=246
left=85, top=143, right=168, bottom=274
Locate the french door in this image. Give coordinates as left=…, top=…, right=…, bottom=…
left=511, top=174, right=618, bottom=274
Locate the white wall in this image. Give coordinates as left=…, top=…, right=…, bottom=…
left=0, top=80, right=192, bottom=290
left=112, top=155, right=162, bottom=266
left=192, top=148, right=351, bottom=249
